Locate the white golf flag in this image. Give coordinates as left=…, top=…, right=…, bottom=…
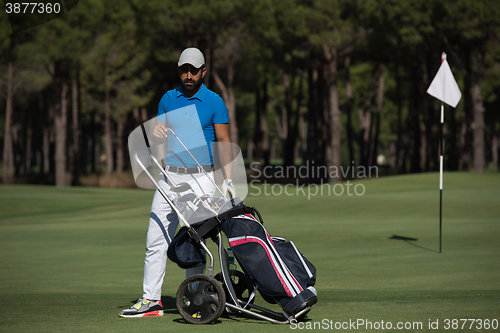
left=427, top=59, right=461, bottom=108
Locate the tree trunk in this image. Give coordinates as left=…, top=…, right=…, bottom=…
left=459, top=55, right=473, bottom=171
left=104, top=61, right=114, bottom=181
left=408, top=64, right=422, bottom=173
left=205, top=45, right=212, bottom=89
left=345, top=56, right=355, bottom=165
left=94, top=113, right=101, bottom=174
left=426, top=62, right=439, bottom=173
left=299, top=112, right=307, bottom=163
left=133, top=107, right=140, bottom=127
left=213, top=65, right=238, bottom=145
left=447, top=103, right=459, bottom=171
left=283, top=73, right=303, bottom=167
left=306, top=55, right=326, bottom=182
left=260, top=80, right=270, bottom=166
left=2, top=61, right=14, bottom=184
left=276, top=73, right=300, bottom=166
left=371, top=64, right=385, bottom=166
left=492, top=131, right=498, bottom=172
left=116, top=113, right=127, bottom=175
left=278, top=74, right=290, bottom=165
left=253, top=86, right=262, bottom=166
left=227, top=64, right=238, bottom=145
left=89, top=111, right=97, bottom=174
left=270, top=138, right=276, bottom=161
left=471, top=49, right=485, bottom=173
left=358, top=65, right=381, bottom=169
left=395, top=64, right=404, bottom=172
left=358, top=107, right=372, bottom=168
left=70, top=69, right=81, bottom=185
left=25, top=128, right=32, bottom=176
left=421, top=60, right=430, bottom=172
left=43, top=105, right=54, bottom=175
left=246, top=138, right=254, bottom=160
left=43, top=129, right=50, bottom=174
left=55, top=63, right=69, bottom=187
left=323, top=45, right=341, bottom=183
left=140, top=107, right=148, bottom=122
left=12, top=125, right=21, bottom=178
left=275, top=75, right=289, bottom=149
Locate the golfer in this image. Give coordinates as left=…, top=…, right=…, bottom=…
left=120, top=47, right=236, bottom=318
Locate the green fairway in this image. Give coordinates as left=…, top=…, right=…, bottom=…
left=0, top=172, right=499, bottom=332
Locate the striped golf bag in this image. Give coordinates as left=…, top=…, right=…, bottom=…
left=221, top=214, right=317, bottom=317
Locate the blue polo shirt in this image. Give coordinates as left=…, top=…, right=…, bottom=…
left=156, top=83, right=229, bottom=167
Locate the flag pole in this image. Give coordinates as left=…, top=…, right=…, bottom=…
left=439, top=101, right=443, bottom=253
left=427, top=52, right=461, bottom=254
left=439, top=52, right=446, bottom=254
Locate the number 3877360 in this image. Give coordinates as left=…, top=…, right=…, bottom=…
left=5, top=2, right=61, bottom=14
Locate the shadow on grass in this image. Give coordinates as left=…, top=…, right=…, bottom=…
left=389, top=235, right=439, bottom=253
left=404, top=240, right=440, bottom=253
left=167, top=295, right=313, bottom=325
left=173, top=318, right=223, bottom=325
left=161, top=296, right=178, bottom=314
left=119, top=296, right=314, bottom=325
left=160, top=296, right=224, bottom=324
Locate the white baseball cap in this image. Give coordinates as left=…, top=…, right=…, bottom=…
left=178, top=47, right=205, bottom=69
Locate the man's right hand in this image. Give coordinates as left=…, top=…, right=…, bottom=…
left=222, top=179, right=236, bottom=198
left=152, top=121, right=169, bottom=141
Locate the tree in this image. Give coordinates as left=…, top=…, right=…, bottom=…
left=206, top=0, right=248, bottom=146
left=439, top=0, right=500, bottom=172
left=1, top=61, right=14, bottom=184
left=0, top=14, right=15, bottom=183
left=301, top=0, right=361, bottom=182
left=82, top=0, right=151, bottom=181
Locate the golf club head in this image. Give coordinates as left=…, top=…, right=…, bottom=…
left=199, top=194, right=211, bottom=201
left=178, top=193, right=197, bottom=203
left=212, top=196, right=226, bottom=207
left=170, top=182, right=193, bottom=193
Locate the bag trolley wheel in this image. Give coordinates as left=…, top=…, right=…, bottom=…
left=215, top=270, right=255, bottom=315
left=176, top=274, right=226, bottom=324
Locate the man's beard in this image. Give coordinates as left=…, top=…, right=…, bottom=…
left=182, top=78, right=202, bottom=92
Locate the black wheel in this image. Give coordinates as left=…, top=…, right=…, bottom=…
left=214, top=270, right=255, bottom=314
left=176, top=274, right=226, bottom=324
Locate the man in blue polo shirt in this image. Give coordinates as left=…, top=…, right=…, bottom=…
left=120, top=48, right=236, bottom=318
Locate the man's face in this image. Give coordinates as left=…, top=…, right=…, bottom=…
left=178, top=64, right=206, bottom=93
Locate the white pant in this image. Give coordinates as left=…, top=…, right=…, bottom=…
left=143, top=170, right=216, bottom=300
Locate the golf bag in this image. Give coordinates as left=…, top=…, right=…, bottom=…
left=221, top=214, right=317, bottom=316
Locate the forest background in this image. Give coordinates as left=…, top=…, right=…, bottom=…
left=1, top=0, right=499, bottom=187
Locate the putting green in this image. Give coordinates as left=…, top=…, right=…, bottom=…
left=0, top=172, right=498, bottom=332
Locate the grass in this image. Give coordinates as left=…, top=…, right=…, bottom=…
left=0, top=172, right=499, bottom=332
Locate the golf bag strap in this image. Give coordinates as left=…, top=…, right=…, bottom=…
left=194, top=218, right=220, bottom=240
left=247, top=206, right=264, bottom=224
left=195, top=206, right=261, bottom=240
